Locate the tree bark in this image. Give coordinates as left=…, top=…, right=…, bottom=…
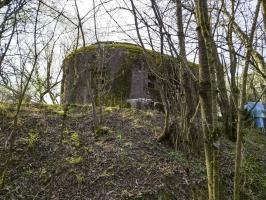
left=195, top=0, right=221, bottom=199
left=227, top=0, right=239, bottom=141
left=176, top=0, right=199, bottom=151
left=197, top=25, right=215, bottom=200
left=233, top=2, right=261, bottom=199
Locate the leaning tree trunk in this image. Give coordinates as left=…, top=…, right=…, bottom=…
left=222, top=4, right=266, bottom=76
left=233, top=1, right=261, bottom=199
left=226, top=0, right=239, bottom=141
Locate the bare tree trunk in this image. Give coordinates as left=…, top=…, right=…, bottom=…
left=92, top=0, right=105, bottom=129
left=74, top=0, right=86, bottom=47
left=194, top=0, right=231, bottom=141
left=195, top=0, right=221, bottom=199
left=233, top=1, right=261, bottom=199
left=197, top=25, right=215, bottom=200
left=198, top=0, right=231, bottom=141
left=176, top=0, right=199, bottom=151
left=226, top=0, right=239, bottom=141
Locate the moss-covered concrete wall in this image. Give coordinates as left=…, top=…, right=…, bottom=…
left=61, top=42, right=197, bottom=105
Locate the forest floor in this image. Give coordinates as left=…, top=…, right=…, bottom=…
left=0, top=103, right=266, bottom=200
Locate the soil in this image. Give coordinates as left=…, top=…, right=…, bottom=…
left=0, top=103, right=265, bottom=199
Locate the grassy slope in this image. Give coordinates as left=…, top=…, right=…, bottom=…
left=0, top=103, right=265, bottom=199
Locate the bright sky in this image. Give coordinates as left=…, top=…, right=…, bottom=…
left=62, top=0, right=138, bottom=44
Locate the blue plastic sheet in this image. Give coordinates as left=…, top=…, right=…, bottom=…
left=255, top=118, right=265, bottom=128
left=244, top=102, right=266, bottom=130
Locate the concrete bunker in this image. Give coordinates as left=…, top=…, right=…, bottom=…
left=61, top=42, right=197, bottom=107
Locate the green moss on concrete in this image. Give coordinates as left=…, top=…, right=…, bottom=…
left=65, top=42, right=146, bottom=61
left=65, top=42, right=197, bottom=74
left=65, top=42, right=177, bottom=63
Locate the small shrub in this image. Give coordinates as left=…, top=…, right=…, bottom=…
left=71, top=132, right=80, bottom=147
left=75, top=173, right=85, bottom=183
left=23, top=168, right=33, bottom=177
left=66, top=156, right=83, bottom=164
left=21, top=131, right=39, bottom=148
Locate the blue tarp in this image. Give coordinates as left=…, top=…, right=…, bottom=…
left=244, top=102, right=266, bottom=130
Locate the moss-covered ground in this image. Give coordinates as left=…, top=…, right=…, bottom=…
left=0, top=103, right=266, bottom=199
